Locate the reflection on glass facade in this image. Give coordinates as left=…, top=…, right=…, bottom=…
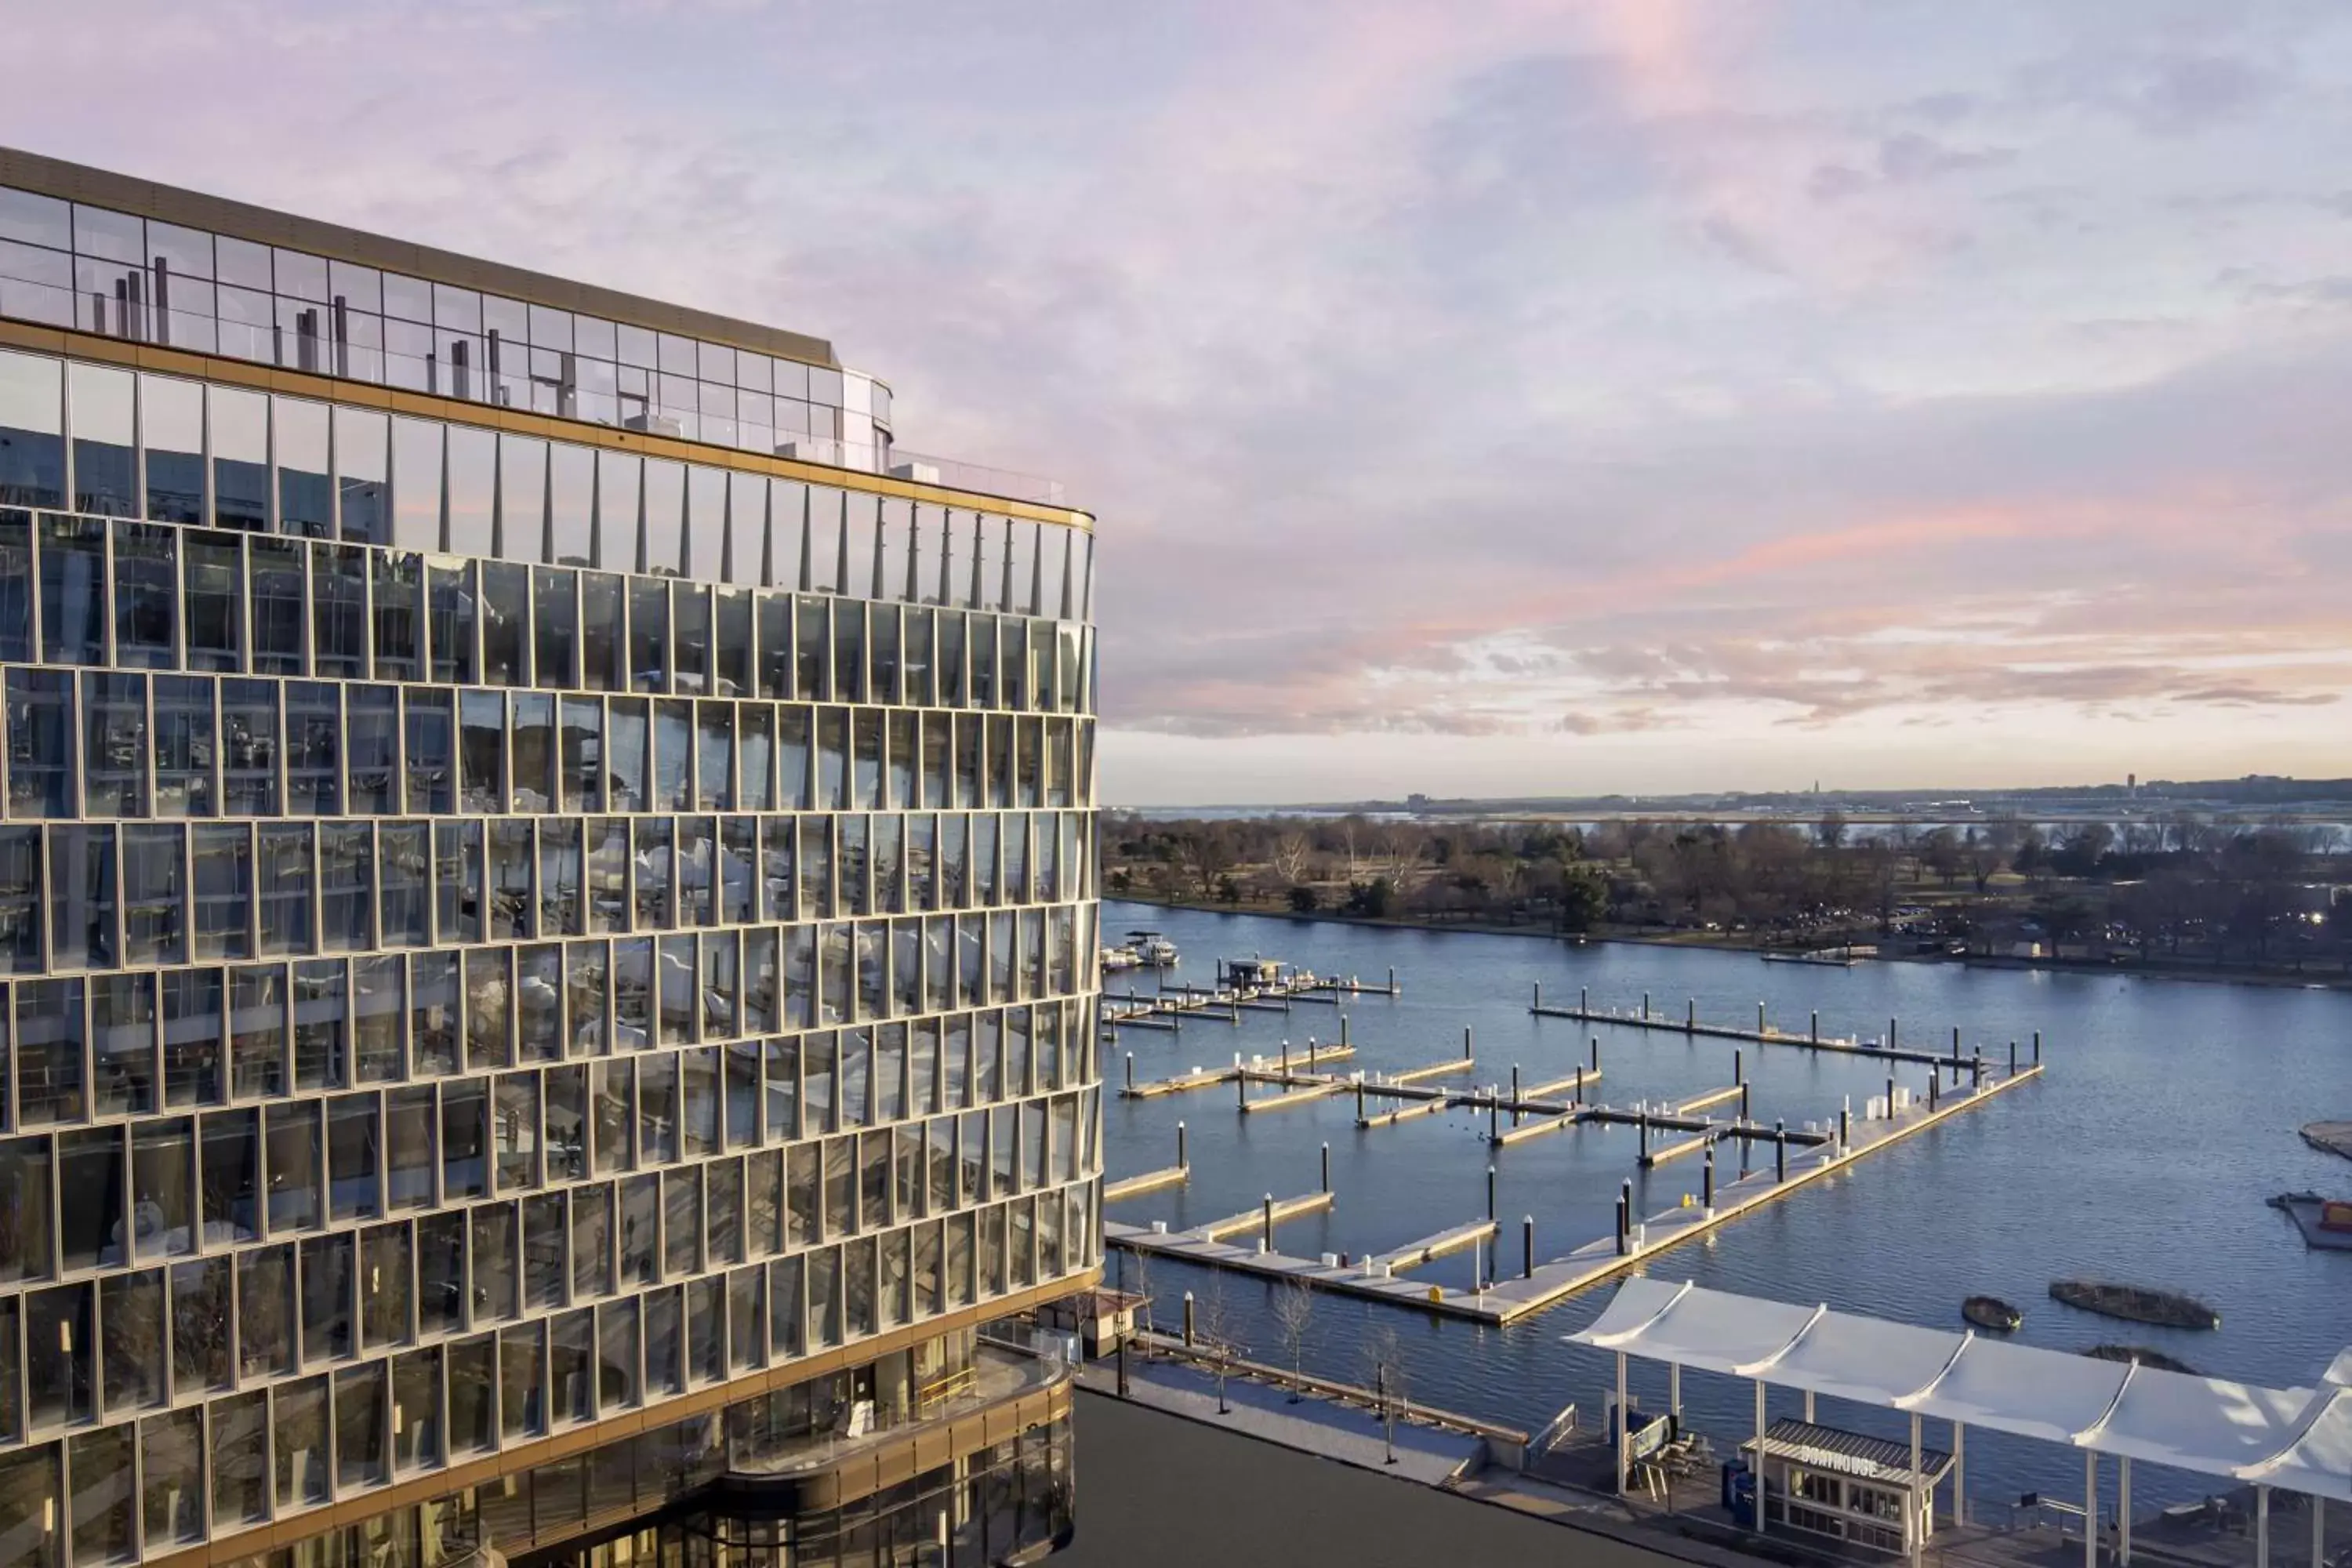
left=0, top=159, right=1100, bottom=1568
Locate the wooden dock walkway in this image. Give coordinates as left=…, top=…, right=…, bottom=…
left=1368, top=1218, right=1497, bottom=1275
left=1528, top=989, right=2042, bottom=1076
left=1119, top=1044, right=1359, bottom=1099
left=1102, top=1165, right=1189, bottom=1203
left=1107, top=1061, right=2045, bottom=1323
left=1189, top=1190, right=1334, bottom=1243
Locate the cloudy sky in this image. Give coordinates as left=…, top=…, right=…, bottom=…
left=9, top=1, right=2352, bottom=803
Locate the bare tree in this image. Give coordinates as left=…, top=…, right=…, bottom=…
left=1271, top=1279, right=1315, bottom=1402
left=1360, top=1323, right=1407, bottom=1464
left=1197, top=1279, right=1239, bottom=1415
left=1269, top=831, right=1313, bottom=885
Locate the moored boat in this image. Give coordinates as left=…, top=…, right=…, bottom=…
left=1962, top=1295, right=2022, bottom=1332
left=2049, top=1278, right=2220, bottom=1330
left=2269, top=1192, right=2352, bottom=1251
left=1125, top=930, right=1181, bottom=967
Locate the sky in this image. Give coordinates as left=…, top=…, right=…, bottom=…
left=9, top=1, right=2352, bottom=804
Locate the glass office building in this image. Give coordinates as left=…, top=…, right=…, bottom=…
left=0, top=147, right=1101, bottom=1568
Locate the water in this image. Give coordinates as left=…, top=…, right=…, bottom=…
left=1099, top=900, right=2352, bottom=1512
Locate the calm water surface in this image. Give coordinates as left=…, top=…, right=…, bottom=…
left=1100, top=901, right=2352, bottom=1510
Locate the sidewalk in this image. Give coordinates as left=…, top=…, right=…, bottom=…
left=1076, top=1358, right=1485, bottom=1486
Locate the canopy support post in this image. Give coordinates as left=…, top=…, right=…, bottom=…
left=2085, top=1452, right=2098, bottom=1568
left=2118, top=1456, right=2131, bottom=1566
left=1805, top=1388, right=1816, bottom=1423
left=1615, top=1351, right=1628, bottom=1499
left=1670, top=1361, right=1682, bottom=1421
left=1954, top=1421, right=1966, bottom=1528
left=1755, top=1380, right=1768, bottom=1537
left=2256, top=1485, right=2269, bottom=1568
left=2313, top=1487, right=2324, bottom=1568
left=1910, top=1412, right=1926, bottom=1568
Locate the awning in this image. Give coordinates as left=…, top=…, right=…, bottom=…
left=1573, top=1277, right=1825, bottom=1377
left=2240, top=1386, right=2352, bottom=1503
left=1900, top=1338, right=2132, bottom=1446
left=1570, top=1279, right=2352, bottom=1499
left=2081, top=1364, right=2313, bottom=1475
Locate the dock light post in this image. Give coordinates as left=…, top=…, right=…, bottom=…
left=1615, top=1183, right=1631, bottom=1255
left=1487, top=1164, right=1497, bottom=1221
left=1703, top=1145, right=1716, bottom=1210
left=1280, top=1038, right=1289, bottom=1074
left=1759, top=1000, right=1766, bottom=1034
left=1306, top=1036, right=1316, bottom=1070
left=1774, top=1120, right=1788, bottom=1181
left=1810, top=1008, right=1819, bottom=1044
left=1341, top=1013, right=1351, bottom=1047
left=1183, top=1291, right=1196, bottom=1347
left=1178, top=1121, right=1189, bottom=1171
left=1521, top=1215, right=1535, bottom=1278
left=1262, top=1194, right=1275, bottom=1250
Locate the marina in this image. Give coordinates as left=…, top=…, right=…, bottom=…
left=1098, top=898, right=2352, bottom=1515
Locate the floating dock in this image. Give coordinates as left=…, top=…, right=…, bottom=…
left=1529, top=985, right=2042, bottom=1075
left=1188, top=1190, right=1334, bottom=1243
left=1368, top=1219, right=1497, bottom=1275
left=1108, top=1060, right=2045, bottom=1323
left=1102, top=1165, right=1189, bottom=1203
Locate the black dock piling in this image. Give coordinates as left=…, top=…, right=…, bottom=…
left=1576, top=1065, right=1586, bottom=1103
left=1489, top=1099, right=1499, bottom=1143
left=2009, top=1039, right=2018, bottom=1074
left=1639, top=1109, right=1651, bottom=1163
left=1971, top=1051, right=1984, bottom=1088
left=1703, top=1144, right=1716, bottom=1208
left=1236, top=1069, right=1247, bottom=1110
left=1928, top=1072, right=1939, bottom=1112
left=1838, top=1104, right=1849, bottom=1150
left=1740, top=1081, right=1751, bottom=1121
left=1124, top=1052, right=1133, bottom=1092
left=1642, top=991, right=1650, bottom=1021
left=1774, top=1120, right=1788, bottom=1181
left=1261, top=1194, right=1274, bottom=1250
left=1183, top=1292, right=1196, bottom=1346
left=1810, top=1009, right=1819, bottom=1044
left=1533, top=982, right=1541, bottom=1011
left=2034, top=1029, right=2042, bottom=1065
left=1591, top=1036, right=1601, bottom=1071
left=1686, top=997, right=1696, bottom=1033
left=1341, top=1013, right=1351, bottom=1047
left=1280, top=1038, right=1290, bottom=1074
left=1320, top=1142, right=1330, bottom=1193
left=1616, top=1181, right=1632, bottom=1254
left=1178, top=1121, right=1189, bottom=1171
left=1486, top=1165, right=1497, bottom=1221
left=1889, top=1016, right=1899, bottom=1052
left=1885, top=1076, right=1896, bottom=1119
left=1464, top=1025, right=1474, bottom=1061
left=1759, top=1000, right=1767, bottom=1034
left=1523, top=1215, right=1534, bottom=1279
left=1734, top=1048, right=1745, bottom=1086
left=1355, top=1081, right=1365, bottom=1122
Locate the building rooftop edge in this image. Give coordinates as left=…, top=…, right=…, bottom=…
left=0, top=143, right=841, bottom=371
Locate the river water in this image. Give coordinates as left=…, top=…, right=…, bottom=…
left=1099, top=900, right=2352, bottom=1511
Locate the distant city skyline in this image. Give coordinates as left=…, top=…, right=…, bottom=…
left=10, top=2, right=2352, bottom=804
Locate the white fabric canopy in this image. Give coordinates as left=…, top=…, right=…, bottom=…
left=2082, top=1365, right=2313, bottom=1474
left=1901, top=1338, right=2133, bottom=1446
left=2241, top=1386, right=2352, bottom=1503
left=1755, top=1308, right=1969, bottom=1405
left=1570, top=1279, right=2352, bottom=1498
left=1576, top=1276, right=1824, bottom=1377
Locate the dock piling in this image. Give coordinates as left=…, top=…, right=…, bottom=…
left=1775, top=1120, right=1788, bottom=1181
left=1639, top=1109, right=1651, bottom=1163
left=1759, top=1000, right=1766, bottom=1034
left=1320, top=1143, right=1330, bottom=1193
left=1581, top=985, right=1588, bottom=1014
left=1489, top=1100, right=1499, bottom=1144
left=1972, top=1051, right=1984, bottom=1088
left=1810, top=1009, right=1819, bottom=1043
left=1237, top=1069, right=1247, bottom=1109
left=1355, top=1082, right=1365, bottom=1122
left=1886, top=1076, right=1896, bottom=1120
left=1591, top=1036, right=1601, bottom=1071
left=1952, top=1025, right=1962, bottom=1062
left=1341, top=1013, right=1351, bottom=1047
left=1388, top=967, right=1396, bottom=994
left=1262, top=1194, right=1275, bottom=1250
left=2034, top=1029, right=2042, bottom=1065
left=1889, top=1016, right=1899, bottom=1052
left=1281, top=1038, right=1290, bottom=1074
left=1687, top=997, right=1696, bottom=1032
left=2010, top=1039, right=2018, bottom=1074
left=1183, top=1292, right=1196, bottom=1347
left=1838, top=1105, right=1849, bottom=1151
left=1642, top=991, right=1650, bottom=1021
left=1533, top=982, right=1541, bottom=1011
left=1703, top=1145, right=1716, bottom=1209
left=1734, top=1048, right=1744, bottom=1086
left=1929, top=1071, right=1940, bottom=1111
left=1523, top=1215, right=1534, bottom=1279
left=1178, top=1121, right=1189, bottom=1171
left=1463, top=1025, right=1474, bottom=1061
left=1486, top=1164, right=1497, bottom=1221
left=1576, top=1065, right=1586, bottom=1103
left=1740, top=1081, right=1751, bottom=1122
left=1124, top=1053, right=1133, bottom=1092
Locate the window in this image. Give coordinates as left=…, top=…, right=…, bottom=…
left=311, top=543, right=367, bottom=677
left=183, top=530, right=242, bottom=672
left=336, top=405, right=390, bottom=543
left=37, top=514, right=104, bottom=664
left=111, top=522, right=176, bottom=668
left=278, top=397, right=336, bottom=536
left=142, top=374, right=205, bottom=524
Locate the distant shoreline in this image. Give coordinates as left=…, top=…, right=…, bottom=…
left=1105, top=895, right=2352, bottom=993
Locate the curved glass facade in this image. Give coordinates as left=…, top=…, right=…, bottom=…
left=0, top=332, right=1101, bottom=1568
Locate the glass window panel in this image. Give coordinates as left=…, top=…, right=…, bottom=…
left=162, top=968, right=224, bottom=1109
left=264, top=1098, right=321, bottom=1233
left=169, top=1255, right=231, bottom=1396
left=274, top=1374, right=329, bottom=1508
left=391, top=1345, right=442, bottom=1471
left=467, top=945, right=511, bottom=1070
left=64, top=361, right=136, bottom=517
left=470, top=563, right=528, bottom=689
left=579, top=572, right=622, bottom=691
left=448, top=1333, right=495, bottom=1454
left=299, top=1229, right=353, bottom=1364
left=192, top=822, right=251, bottom=960
left=426, top=557, right=477, bottom=688
left=37, top=514, right=104, bottom=665
left=644, top=458, right=684, bottom=575
left=229, top=963, right=285, bottom=1098
left=412, top=950, right=460, bottom=1076
left=0, top=350, right=64, bottom=510
left=255, top=822, right=312, bottom=955
left=78, top=671, right=145, bottom=818
left=403, top=689, right=452, bottom=814
left=120, top=823, right=183, bottom=966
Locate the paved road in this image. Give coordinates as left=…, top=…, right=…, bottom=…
left=1057, top=1389, right=1690, bottom=1568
